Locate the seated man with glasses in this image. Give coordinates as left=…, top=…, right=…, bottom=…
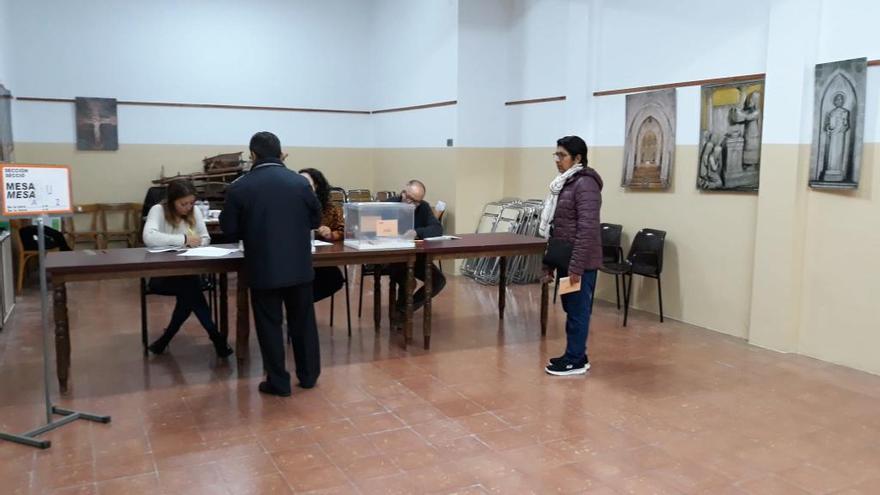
left=388, top=179, right=445, bottom=324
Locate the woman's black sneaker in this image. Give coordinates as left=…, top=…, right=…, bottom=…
left=545, top=358, right=590, bottom=376
left=548, top=354, right=588, bottom=367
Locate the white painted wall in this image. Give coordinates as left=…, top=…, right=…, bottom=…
left=0, top=0, right=11, bottom=89
left=503, top=0, right=571, bottom=148
left=592, top=0, right=770, bottom=147
left=368, top=0, right=458, bottom=148
left=456, top=0, right=509, bottom=147
left=9, top=0, right=372, bottom=146
left=814, top=0, right=880, bottom=142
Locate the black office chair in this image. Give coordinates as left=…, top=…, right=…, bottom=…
left=602, top=228, right=666, bottom=326
left=141, top=186, right=167, bottom=221
left=139, top=276, right=219, bottom=355
left=553, top=223, right=624, bottom=306
left=321, top=195, right=352, bottom=335
left=597, top=223, right=625, bottom=309
left=328, top=266, right=352, bottom=336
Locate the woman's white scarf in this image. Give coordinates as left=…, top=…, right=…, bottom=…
left=539, top=164, right=583, bottom=238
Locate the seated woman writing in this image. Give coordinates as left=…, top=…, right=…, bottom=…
left=142, top=179, right=233, bottom=358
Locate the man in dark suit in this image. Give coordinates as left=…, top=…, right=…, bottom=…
left=389, top=179, right=445, bottom=322
left=220, top=131, right=322, bottom=396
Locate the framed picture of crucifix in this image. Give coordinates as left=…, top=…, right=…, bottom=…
left=75, top=97, right=118, bottom=151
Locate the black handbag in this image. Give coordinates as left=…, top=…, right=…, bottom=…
left=542, top=237, right=573, bottom=270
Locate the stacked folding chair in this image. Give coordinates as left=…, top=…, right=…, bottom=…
left=462, top=199, right=545, bottom=285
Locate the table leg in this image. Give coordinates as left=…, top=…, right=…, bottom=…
left=423, top=256, right=432, bottom=350
left=498, top=256, right=507, bottom=319
left=388, top=277, right=396, bottom=327
left=540, top=281, right=549, bottom=336
left=373, top=269, right=381, bottom=333
left=235, top=270, right=250, bottom=361
left=219, top=273, right=229, bottom=339
left=53, top=282, right=70, bottom=394
left=404, top=258, right=414, bottom=345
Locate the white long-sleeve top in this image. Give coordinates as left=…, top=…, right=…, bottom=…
left=142, top=204, right=211, bottom=248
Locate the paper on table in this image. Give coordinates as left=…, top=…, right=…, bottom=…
left=312, top=240, right=333, bottom=247
left=423, top=235, right=462, bottom=241
left=177, top=246, right=239, bottom=257
left=360, top=216, right=381, bottom=232
left=146, top=246, right=185, bottom=253
left=557, top=276, right=581, bottom=295
left=376, top=219, right=398, bottom=237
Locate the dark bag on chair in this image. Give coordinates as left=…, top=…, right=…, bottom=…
left=542, top=237, right=573, bottom=270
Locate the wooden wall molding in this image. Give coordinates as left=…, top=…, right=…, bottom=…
left=12, top=59, right=879, bottom=112
left=505, top=96, right=566, bottom=106
left=15, top=96, right=371, bottom=115
left=15, top=96, right=464, bottom=115
left=594, top=59, right=879, bottom=97
left=370, top=100, right=457, bottom=114
left=593, top=73, right=766, bottom=97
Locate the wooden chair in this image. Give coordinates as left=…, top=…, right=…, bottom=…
left=375, top=191, right=397, bottom=202
left=62, top=204, right=104, bottom=249
left=11, top=219, right=59, bottom=294
left=347, top=189, right=373, bottom=202
left=100, top=203, right=142, bottom=248
left=329, top=187, right=348, bottom=205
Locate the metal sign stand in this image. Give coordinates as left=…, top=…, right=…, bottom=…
left=0, top=215, right=110, bottom=449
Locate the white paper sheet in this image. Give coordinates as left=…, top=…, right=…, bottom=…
left=146, top=246, right=185, bottom=253
left=313, top=240, right=333, bottom=247
left=177, top=246, right=239, bottom=257
left=423, top=235, right=461, bottom=241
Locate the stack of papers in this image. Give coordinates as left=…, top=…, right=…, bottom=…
left=178, top=247, right=240, bottom=257
left=146, top=246, right=185, bottom=253
left=313, top=240, right=333, bottom=247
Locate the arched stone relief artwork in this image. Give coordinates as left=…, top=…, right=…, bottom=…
left=809, top=58, right=866, bottom=189
left=697, top=79, right=764, bottom=192
left=622, top=89, right=675, bottom=189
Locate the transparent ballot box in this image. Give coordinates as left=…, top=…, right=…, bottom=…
left=344, top=202, right=416, bottom=250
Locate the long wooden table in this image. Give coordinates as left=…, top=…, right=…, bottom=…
left=45, top=243, right=417, bottom=394
left=45, top=234, right=547, bottom=394
left=414, top=233, right=548, bottom=349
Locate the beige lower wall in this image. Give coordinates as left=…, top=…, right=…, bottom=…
left=12, top=141, right=880, bottom=375
left=798, top=143, right=880, bottom=374
left=370, top=148, right=457, bottom=230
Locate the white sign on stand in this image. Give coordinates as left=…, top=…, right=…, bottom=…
left=1, top=164, right=73, bottom=216
left=0, top=163, right=110, bottom=450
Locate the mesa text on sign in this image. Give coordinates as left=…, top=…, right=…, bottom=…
left=1, top=165, right=73, bottom=216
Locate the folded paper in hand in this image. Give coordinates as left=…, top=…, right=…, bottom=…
left=178, top=246, right=239, bottom=257
left=557, top=276, right=581, bottom=295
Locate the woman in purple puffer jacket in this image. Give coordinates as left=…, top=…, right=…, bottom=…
left=540, top=135, right=603, bottom=376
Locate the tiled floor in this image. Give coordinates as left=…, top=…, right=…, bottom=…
left=1, top=274, right=879, bottom=494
